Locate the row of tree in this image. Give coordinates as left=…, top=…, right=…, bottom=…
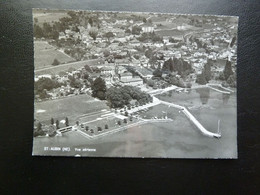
left=34, top=77, right=62, bottom=99
left=137, top=32, right=163, bottom=43
left=34, top=10, right=101, bottom=41
left=162, top=57, right=193, bottom=76
left=196, top=59, right=235, bottom=86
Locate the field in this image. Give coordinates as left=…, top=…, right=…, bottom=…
left=35, top=58, right=104, bottom=76
left=33, top=11, right=69, bottom=26
left=155, top=29, right=184, bottom=37
left=34, top=94, right=110, bottom=125
left=34, top=41, right=75, bottom=70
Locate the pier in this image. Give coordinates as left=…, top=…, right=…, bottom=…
left=160, top=100, right=221, bottom=138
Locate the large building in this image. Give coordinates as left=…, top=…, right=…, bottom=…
left=141, top=24, right=155, bottom=33
left=119, top=72, right=143, bottom=86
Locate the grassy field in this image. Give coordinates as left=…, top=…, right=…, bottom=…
left=35, top=58, right=104, bottom=76
left=34, top=94, right=110, bottom=125
left=155, top=29, right=185, bottom=37
left=34, top=41, right=75, bottom=70
left=33, top=10, right=69, bottom=26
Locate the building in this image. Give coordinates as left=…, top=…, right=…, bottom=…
left=58, top=32, right=66, bottom=40
left=120, top=77, right=143, bottom=86
left=141, top=24, right=155, bottom=33
left=119, top=72, right=143, bottom=86
left=100, top=66, right=114, bottom=75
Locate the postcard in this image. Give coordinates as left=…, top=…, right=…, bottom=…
left=32, top=9, right=238, bottom=158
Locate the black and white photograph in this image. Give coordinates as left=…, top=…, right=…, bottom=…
left=32, top=8, right=238, bottom=158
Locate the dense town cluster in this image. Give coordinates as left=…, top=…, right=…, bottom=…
left=34, top=10, right=237, bottom=102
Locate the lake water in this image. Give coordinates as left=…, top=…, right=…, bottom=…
left=33, top=87, right=237, bottom=158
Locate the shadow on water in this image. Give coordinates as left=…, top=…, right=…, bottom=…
left=195, top=88, right=210, bottom=105
left=222, top=93, right=230, bottom=105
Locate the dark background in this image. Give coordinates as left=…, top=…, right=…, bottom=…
left=0, top=0, right=259, bottom=194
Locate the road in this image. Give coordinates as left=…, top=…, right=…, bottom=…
left=35, top=59, right=102, bottom=72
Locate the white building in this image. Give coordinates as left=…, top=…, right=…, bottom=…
left=120, top=78, right=143, bottom=86
left=141, top=24, right=154, bottom=33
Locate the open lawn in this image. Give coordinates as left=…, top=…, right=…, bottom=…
left=34, top=41, right=75, bottom=70
left=33, top=11, right=69, bottom=26
left=35, top=58, right=103, bottom=76
left=34, top=94, right=110, bottom=125
left=155, top=29, right=184, bottom=37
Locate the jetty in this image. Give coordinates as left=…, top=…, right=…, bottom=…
left=160, top=100, right=221, bottom=138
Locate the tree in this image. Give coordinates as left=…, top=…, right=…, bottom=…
left=125, top=111, right=128, bottom=116
left=203, top=62, right=211, bottom=82
left=89, top=28, right=98, bottom=40
left=35, top=77, right=61, bottom=94
left=217, top=71, right=225, bottom=80
left=34, top=18, right=38, bottom=23
left=106, top=85, right=152, bottom=108
left=65, top=117, right=69, bottom=127
left=103, top=49, right=110, bottom=57
left=153, top=69, right=162, bottom=77
left=56, top=120, right=60, bottom=129
left=51, top=118, right=54, bottom=125
left=123, top=119, right=127, bottom=123
left=149, top=56, right=157, bottom=68
left=88, top=18, right=93, bottom=26
left=196, top=72, right=207, bottom=85
left=58, top=71, right=67, bottom=77
left=82, top=72, right=89, bottom=80
left=230, top=36, right=236, bottom=48
left=91, top=77, right=106, bottom=100
left=42, top=22, right=52, bottom=38
left=186, top=82, right=192, bottom=88
left=118, top=121, right=121, bottom=125
left=125, top=29, right=131, bottom=34
left=132, top=26, right=142, bottom=35
left=147, top=79, right=155, bottom=87
left=37, top=122, right=42, bottom=131
left=105, top=124, right=108, bottom=129
left=223, top=60, right=233, bottom=80
left=69, top=76, right=82, bottom=88
left=227, top=74, right=236, bottom=87
left=145, top=49, right=153, bottom=59
left=52, top=58, right=60, bottom=66
left=162, top=58, right=192, bottom=75
left=104, top=32, right=114, bottom=41
left=38, top=89, right=50, bottom=99
left=84, top=64, right=93, bottom=73
left=33, top=24, right=43, bottom=38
